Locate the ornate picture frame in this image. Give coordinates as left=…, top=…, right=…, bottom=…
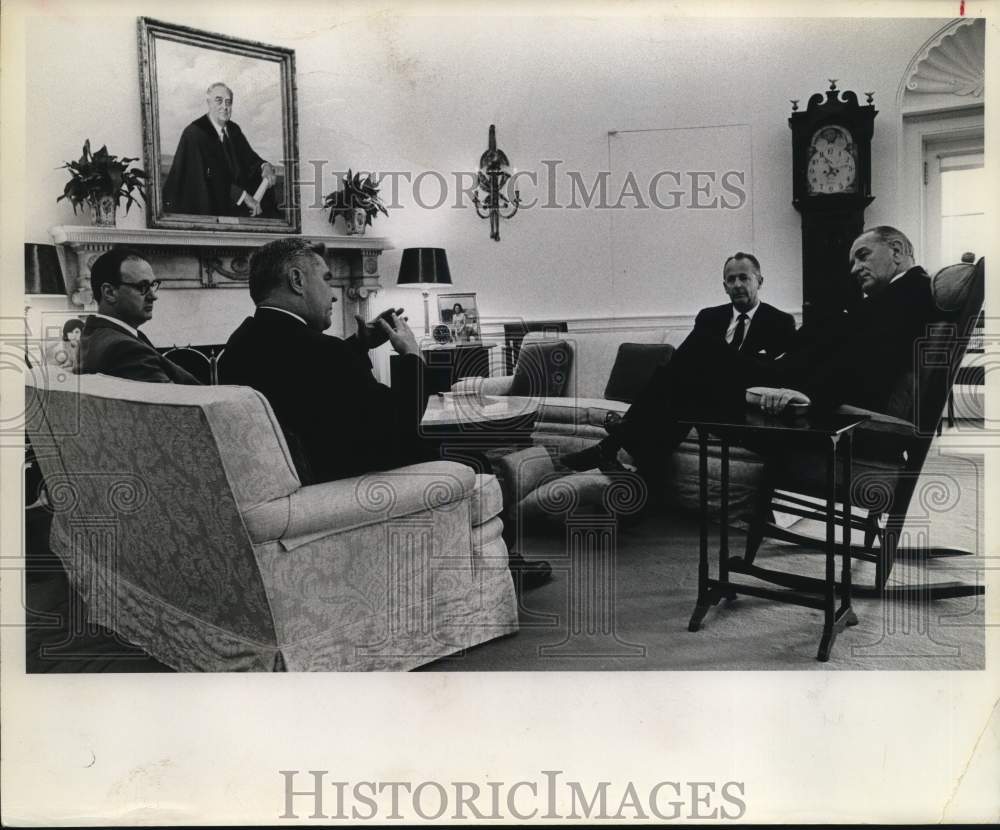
left=137, top=17, right=300, bottom=233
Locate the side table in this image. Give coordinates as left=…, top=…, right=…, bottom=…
left=680, top=410, right=868, bottom=662
left=420, top=392, right=540, bottom=474
left=392, top=344, right=496, bottom=395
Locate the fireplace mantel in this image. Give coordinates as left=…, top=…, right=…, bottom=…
left=49, top=226, right=392, bottom=328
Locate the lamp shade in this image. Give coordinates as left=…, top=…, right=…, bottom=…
left=25, top=243, right=66, bottom=294
left=396, top=247, right=452, bottom=287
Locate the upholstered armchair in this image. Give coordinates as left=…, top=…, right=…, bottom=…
left=25, top=373, right=518, bottom=671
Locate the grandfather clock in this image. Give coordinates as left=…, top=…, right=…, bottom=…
left=789, top=81, right=877, bottom=325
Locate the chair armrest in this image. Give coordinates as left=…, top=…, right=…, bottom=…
left=834, top=405, right=917, bottom=462
left=834, top=404, right=916, bottom=436
left=451, top=375, right=515, bottom=396
left=244, top=461, right=477, bottom=548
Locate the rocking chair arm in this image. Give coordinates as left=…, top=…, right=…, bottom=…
left=834, top=405, right=917, bottom=462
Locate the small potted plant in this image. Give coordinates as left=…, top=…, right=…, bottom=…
left=57, top=140, right=147, bottom=226
left=323, top=169, right=388, bottom=235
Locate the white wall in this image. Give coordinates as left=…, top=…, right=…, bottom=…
left=20, top=6, right=948, bottom=344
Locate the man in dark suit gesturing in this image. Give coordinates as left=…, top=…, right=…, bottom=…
left=695, top=252, right=796, bottom=359
left=219, top=238, right=427, bottom=484
left=162, top=82, right=278, bottom=218
left=220, top=238, right=553, bottom=589
left=79, top=247, right=200, bottom=384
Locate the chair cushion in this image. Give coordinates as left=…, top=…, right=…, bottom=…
left=509, top=340, right=574, bottom=397
left=932, top=260, right=977, bottom=313
left=520, top=471, right=617, bottom=522
left=470, top=474, right=505, bottom=527
left=604, top=342, right=675, bottom=403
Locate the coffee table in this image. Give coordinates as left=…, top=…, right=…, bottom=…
left=680, top=409, right=869, bottom=661
left=420, top=393, right=541, bottom=473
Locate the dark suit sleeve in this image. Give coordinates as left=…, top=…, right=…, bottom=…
left=793, top=279, right=935, bottom=412
left=290, top=337, right=431, bottom=482
left=100, top=338, right=178, bottom=384
left=388, top=352, right=430, bottom=436
left=773, top=309, right=797, bottom=356
left=161, top=359, right=202, bottom=385
left=692, top=308, right=710, bottom=333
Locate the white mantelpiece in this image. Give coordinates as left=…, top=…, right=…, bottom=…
left=49, top=225, right=391, bottom=332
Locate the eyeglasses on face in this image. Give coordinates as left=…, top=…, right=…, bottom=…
left=117, top=280, right=161, bottom=297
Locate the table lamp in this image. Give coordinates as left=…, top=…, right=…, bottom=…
left=396, top=247, right=453, bottom=335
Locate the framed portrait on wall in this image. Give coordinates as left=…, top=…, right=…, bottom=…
left=437, top=292, right=480, bottom=344
left=137, top=17, right=300, bottom=233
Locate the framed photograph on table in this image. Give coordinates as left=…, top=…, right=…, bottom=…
left=437, top=292, right=480, bottom=344
left=138, top=17, right=300, bottom=233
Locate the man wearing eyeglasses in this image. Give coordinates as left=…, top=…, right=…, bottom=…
left=78, top=247, right=200, bottom=384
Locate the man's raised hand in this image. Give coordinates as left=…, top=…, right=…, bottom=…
left=355, top=308, right=404, bottom=350
left=378, top=313, right=421, bottom=357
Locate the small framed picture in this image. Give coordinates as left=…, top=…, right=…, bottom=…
left=437, top=292, right=480, bottom=344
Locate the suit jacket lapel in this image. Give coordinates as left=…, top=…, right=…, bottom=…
left=741, top=306, right=763, bottom=353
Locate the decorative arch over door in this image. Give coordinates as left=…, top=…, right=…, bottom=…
left=895, top=18, right=984, bottom=268
left=898, top=18, right=985, bottom=109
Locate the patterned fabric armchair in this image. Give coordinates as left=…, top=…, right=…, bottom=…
left=25, top=374, right=517, bottom=671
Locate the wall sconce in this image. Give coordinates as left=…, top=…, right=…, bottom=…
left=473, top=124, right=520, bottom=241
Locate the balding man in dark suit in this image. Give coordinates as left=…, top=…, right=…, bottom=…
left=79, top=247, right=200, bottom=385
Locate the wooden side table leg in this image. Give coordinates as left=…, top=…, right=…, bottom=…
left=840, top=433, right=858, bottom=628
left=688, top=428, right=713, bottom=632
left=817, top=436, right=838, bottom=662
left=719, top=439, right=736, bottom=601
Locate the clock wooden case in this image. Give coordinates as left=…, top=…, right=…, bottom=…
left=789, top=81, right=877, bottom=325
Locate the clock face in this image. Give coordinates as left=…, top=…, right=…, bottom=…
left=806, top=125, right=858, bottom=195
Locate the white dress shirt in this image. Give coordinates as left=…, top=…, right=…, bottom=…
left=258, top=306, right=308, bottom=326
left=724, top=301, right=761, bottom=348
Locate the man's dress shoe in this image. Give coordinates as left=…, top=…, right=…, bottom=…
left=507, top=551, right=553, bottom=592
left=561, top=440, right=625, bottom=474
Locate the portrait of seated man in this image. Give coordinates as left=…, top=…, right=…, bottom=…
left=162, top=82, right=279, bottom=218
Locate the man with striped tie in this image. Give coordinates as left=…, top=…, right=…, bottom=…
left=563, top=252, right=795, bottom=475
left=79, top=247, right=200, bottom=384
left=697, top=252, right=796, bottom=359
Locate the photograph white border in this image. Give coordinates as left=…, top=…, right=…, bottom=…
left=2, top=0, right=998, bottom=825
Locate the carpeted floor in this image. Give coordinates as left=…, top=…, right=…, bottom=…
left=425, top=446, right=986, bottom=671
left=24, top=444, right=985, bottom=672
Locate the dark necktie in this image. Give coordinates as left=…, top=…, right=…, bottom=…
left=221, top=128, right=239, bottom=177
left=137, top=329, right=154, bottom=347
left=731, top=313, right=748, bottom=351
